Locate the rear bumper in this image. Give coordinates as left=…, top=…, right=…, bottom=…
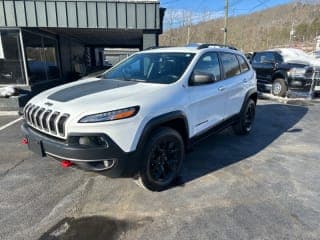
left=21, top=122, right=139, bottom=177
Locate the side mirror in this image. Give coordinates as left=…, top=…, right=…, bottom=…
left=190, top=72, right=215, bottom=86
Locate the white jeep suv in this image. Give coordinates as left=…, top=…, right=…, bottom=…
left=22, top=44, right=257, bottom=191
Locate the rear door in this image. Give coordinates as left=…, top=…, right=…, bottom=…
left=219, top=52, right=245, bottom=117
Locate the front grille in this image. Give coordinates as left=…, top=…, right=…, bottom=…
left=24, top=104, right=70, bottom=138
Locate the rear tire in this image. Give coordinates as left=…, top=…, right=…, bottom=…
left=272, top=78, right=287, bottom=97
left=233, top=99, right=256, bottom=135
left=139, top=127, right=185, bottom=191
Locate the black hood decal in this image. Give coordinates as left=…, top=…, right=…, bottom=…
left=48, top=79, right=137, bottom=102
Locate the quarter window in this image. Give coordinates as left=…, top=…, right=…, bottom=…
left=237, top=55, right=250, bottom=72
left=220, top=53, right=241, bottom=78
left=193, top=52, right=221, bottom=81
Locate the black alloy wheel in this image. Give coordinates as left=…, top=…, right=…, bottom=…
left=244, top=101, right=256, bottom=132
left=233, top=99, right=256, bottom=135
left=139, top=127, right=184, bottom=191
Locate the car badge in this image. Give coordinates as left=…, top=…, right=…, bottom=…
left=44, top=102, right=53, bottom=106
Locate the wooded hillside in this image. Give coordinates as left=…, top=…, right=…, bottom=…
left=160, top=2, right=320, bottom=52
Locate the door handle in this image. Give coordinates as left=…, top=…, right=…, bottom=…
left=218, top=86, right=226, bottom=91
left=243, top=78, right=249, bottom=83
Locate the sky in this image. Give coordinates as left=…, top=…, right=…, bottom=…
left=161, top=0, right=294, bottom=28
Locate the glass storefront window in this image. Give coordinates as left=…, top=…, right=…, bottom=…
left=23, top=31, right=60, bottom=84
left=0, top=30, right=25, bottom=85
left=43, top=37, right=60, bottom=80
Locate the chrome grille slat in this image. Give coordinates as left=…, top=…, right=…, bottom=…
left=38, top=109, right=47, bottom=129
left=46, top=111, right=55, bottom=133
left=27, top=104, right=35, bottom=123
left=23, top=104, right=31, bottom=120
left=42, top=110, right=52, bottom=131
left=49, top=112, right=60, bottom=133
left=57, top=114, right=70, bottom=137
left=29, top=105, right=38, bottom=125
left=25, top=104, right=30, bottom=122
left=32, top=107, right=40, bottom=126
left=35, top=108, right=45, bottom=128
left=23, top=104, right=69, bottom=139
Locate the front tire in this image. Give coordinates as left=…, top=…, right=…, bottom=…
left=233, top=99, right=256, bottom=135
left=139, top=127, right=185, bottom=191
left=272, top=78, right=287, bottom=97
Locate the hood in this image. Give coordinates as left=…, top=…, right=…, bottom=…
left=29, top=78, right=167, bottom=116
left=271, top=48, right=320, bottom=67
left=47, top=79, right=139, bottom=102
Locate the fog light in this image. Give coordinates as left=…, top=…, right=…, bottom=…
left=79, top=137, right=91, bottom=145
left=103, top=160, right=114, bottom=168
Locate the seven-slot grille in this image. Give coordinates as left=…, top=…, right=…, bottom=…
left=24, top=104, right=70, bottom=139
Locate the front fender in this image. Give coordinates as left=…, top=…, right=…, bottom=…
left=134, top=111, right=189, bottom=151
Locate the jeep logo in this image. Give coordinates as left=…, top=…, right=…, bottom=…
left=44, top=102, right=53, bottom=106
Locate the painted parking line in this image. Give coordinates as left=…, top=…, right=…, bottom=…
left=0, top=111, right=19, bottom=116
left=0, top=117, right=23, bottom=132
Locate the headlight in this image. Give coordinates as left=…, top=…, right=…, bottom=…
left=79, top=106, right=139, bottom=123
left=289, top=68, right=307, bottom=76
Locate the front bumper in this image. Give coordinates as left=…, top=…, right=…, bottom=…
left=21, top=122, right=139, bottom=177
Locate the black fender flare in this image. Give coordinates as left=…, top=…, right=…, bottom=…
left=240, top=88, right=258, bottom=114
left=136, top=111, right=189, bottom=151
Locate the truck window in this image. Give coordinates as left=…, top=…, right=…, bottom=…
left=253, top=52, right=275, bottom=64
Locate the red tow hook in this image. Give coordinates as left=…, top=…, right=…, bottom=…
left=61, top=160, right=74, bottom=168
left=21, top=137, right=28, bottom=145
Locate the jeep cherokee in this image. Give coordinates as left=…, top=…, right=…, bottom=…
left=21, top=44, right=257, bottom=191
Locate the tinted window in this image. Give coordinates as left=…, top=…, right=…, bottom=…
left=220, top=53, right=241, bottom=78
left=193, top=52, right=221, bottom=81
left=104, top=52, right=195, bottom=84
left=253, top=52, right=275, bottom=64
left=237, top=55, right=250, bottom=72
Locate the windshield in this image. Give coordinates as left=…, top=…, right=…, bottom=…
left=103, top=52, right=195, bottom=84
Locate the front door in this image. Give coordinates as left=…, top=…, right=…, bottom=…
left=187, top=52, right=226, bottom=136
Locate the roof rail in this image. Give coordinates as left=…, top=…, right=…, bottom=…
left=196, top=43, right=238, bottom=51
left=145, top=46, right=172, bottom=50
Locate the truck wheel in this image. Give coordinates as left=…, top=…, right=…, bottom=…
left=233, top=99, right=256, bottom=135
left=272, top=78, right=287, bottom=97
left=139, top=127, right=185, bottom=191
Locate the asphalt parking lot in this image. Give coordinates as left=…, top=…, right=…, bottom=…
left=0, top=99, right=319, bottom=240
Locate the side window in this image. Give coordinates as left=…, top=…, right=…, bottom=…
left=237, top=55, right=250, bottom=72
left=193, top=52, right=221, bottom=81
left=274, top=53, right=283, bottom=64
left=253, top=52, right=275, bottom=64
left=220, top=53, right=241, bottom=78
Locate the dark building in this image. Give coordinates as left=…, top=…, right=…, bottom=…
left=0, top=0, right=165, bottom=110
